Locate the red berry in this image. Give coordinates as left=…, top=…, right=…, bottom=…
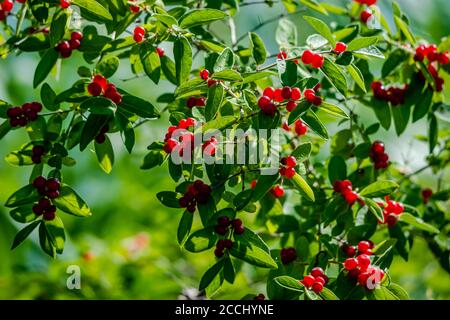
left=186, top=97, right=197, bottom=108
left=218, top=216, right=230, bottom=227
left=46, top=178, right=61, bottom=191
left=334, top=42, right=347, bottom=54
left=311, top=267, right=324, bottom=278
left=260, top=102, right=277, bottom=116
left=199, top=69, right=209, bottom=80
left=258, top=96, right=272, bottom=109
left=312, top=281, right=323, bottom=294
left=156, top=47, right=165, bottom=57
left=421, top=188, right=433, bottom=202
left=33, top=204, right=44, bottom=215
left=270, top=185, right=285, bottom=198
left=274, top=88, right=284, bottom=102
left=281, top=86, right=292, bottom=100
left=263, top=87, right=275, bottom=100
left=291, top=87, right=301, bottom=101
left=343, top=190, right=359, bottom=205
left=215, top=225, right=228, bottom=235
left=163, top=138, right=179, bottom=153
left=2, top=0, right=14, bottom=12
left=214, top=248, right=224, bottom=258
left=57, top=40, right=71, bottom=52
left=44, top=211, right=56, bottom=221
left=358, top=272, right=369, bottom=287
left=46, top=190, right=60, bottom=199
left=93, top=75, right=108, bottom=91
left=312, top=96, right=322, bottom=106
left=360, top=10, right=372, bottom=23
left=294, top=120, right=307, bottom=136
left=134, top=26, right=145, bottom=36
left=207, top=79, right=217, bottom=87
left=286, top=101, right=297, bottom=112
left=282, top=122, right=290, bottom=132
left=133, top=33, right=144, bottom=43
left=314, top=276, right=326, bottom=285
left=69, top=39, right=81, bottom=50
left=196, top=97, right=206, bottom=107
left=88, top=82, right=103, bottom=96
left=250, top=180, right=257, bottom=189
left=283, top=156, right=297, bottom=168
left=32, top=145, right=45, bottom=156
left=30, top=102, right=42, bottom=113
left=356, top=254, right=371, bottom=270
left=343, top=244, right=356, bottom=257
left=386, top=214, right=397, bottom=227
left=438, top=51, right=450, bottom=65
left=302, top=275, right=315, bottom=287
left=33, top=176, right=47, bottom=189
left=187, top=204, right=196, bottom=213
left=254, top=294, right=265, bottom=300
left=223, top=239, right=233, bottom=249
left=284, top=167, right=296, bottom=179
left=277, top=51, right=287, bottom=59
left=71, top=31, right=83, bottom=41
left=311, top=54, right=324, bottom=69
left=232, top=218, right=243, bottom=228
left=301, top=50, right=314, bottom=65
left=130, top=5, right=140, bottom=13
left=60, top=0, right=70, bottom=9
left=304, top=89, right=316, bottom=102
left=344, top=258, right=359, bottom=270
left=358, top=241, right=371, bottom=254
left=371, top=141, right=385, bottom=154
left=234, top=225, right=245, bottom=235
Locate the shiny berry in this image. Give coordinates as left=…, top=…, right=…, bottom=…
left=302, top=275, right=315, bottom=287
left=334, top=42, right=347, bottom=54
left=200, top=69, right=209, bottom=80
left=311, top=267, right=324, bottom=278
left=360, top=9, right=372, bottom=23
left=281, top=86, right=292, bottom=100
left=263, top=87, right=275, bottom=100
left=311, top=54, right=324, bottom=69
left=156, top=47, right=165, bottom=57
left=344, top=258, right=359, bottom=270
left=291, top=87, right=301, bottom=100
left=312, top=282, right=323, bottom=294
left=33, top=176, right=47, bottom=189
left=358, top=241, right=371, bottom=253
left=301, top=50, right=314, bottom=65
left=277, top=51, right=287, bottom=59
left=270, top=185, right=285, bottom=198
left=294, top=120, right=307, bottom=136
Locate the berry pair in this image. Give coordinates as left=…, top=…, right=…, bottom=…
left=301, top=50, right=324, bottom=69
left=178, top=180, right=212, bottom=213
left=378, top=196, right=404, bottom=227
left=270, top=185, right=285, bottom=198
left=371, top=81, right=408, bottom=106
left=186, top=96, right=206, bottom=109
left=55, top=31, right=83, bottom=58
left=279, top=156, right=297, bottom=179
left=344, top=255, right=385, bottom=290
left=301, top=267, right=329, bottom=294
left=415, top=45, right=449, bottom=65
left=32, top=176, right=61, bottom=200
left=426, top=64, right=445, bottom=92
left=163, top=117, right=196, bottom=154
left=342, top=240, right=374, bottom=258
left=214, top=239, right=233, bottom=258
left=214, top=216, right=245, bottom=236
left=31, top=145, right=47, bottom=164
left=199, top=69, right=218, bottom=87
left=87, top=75, right=123, bottom=105
left=421, top=188, right=433, bottom=204
left=258, top=86, right=302, bottom=116
left=280, top=247, right=296, bottom=265
left=95, top=125, right=109, bottom=144
left=304, top=88, right=322, bottom=106
left=282, top=120, right=308, bottom=136
left=133, top=26, right=146, bottom=43
left=7, top=102, right=42, bottom=127
left=333, top=180, right=361, bottom=206
left=32, top=197, right=57, bottom=221
left=370, top=141, right=389, bottom=169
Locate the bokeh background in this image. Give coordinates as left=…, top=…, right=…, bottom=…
left=0, top=0, right=449, bottom=299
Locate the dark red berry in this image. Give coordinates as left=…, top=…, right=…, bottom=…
left=33, top=176, right=47, bottom=189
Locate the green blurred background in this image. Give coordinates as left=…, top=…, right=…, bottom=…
left=0, top=0, right=449, bottom=299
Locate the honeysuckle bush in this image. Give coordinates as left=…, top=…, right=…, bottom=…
left=0, top=0, right=449, bottom=300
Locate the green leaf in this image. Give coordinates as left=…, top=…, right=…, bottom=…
left=223, top=257, right=235, bottom=284
left=372, top=287, right=400, bottom=300
left=0, top=120, right=11, bottom=140
left=252, top=173, right=280, bottom=202
left=33, top=48, right=59, bottom=88
left=371, top=98, right=391, bottom=130
left=79, top=113, right=110, bottom=151
left=205, top=85, right=224, bottom=121
left=399, top=213, right=439, bottom=233
left=292, top=173, right=315, bottom=202
left=412, top=89, right=432, bottom=122
left=119, top=94, right=160, bottom=119
left=304, top=16, right=335, bottom=46
left=300, top=0, right=328, bottom=15
left=392, top=104, right=410, bottom=136
left=364, top=197, right=385, bottom=222
left=53, top=185, right=92, bottom=217
left=94, top=136, right=114, bottom=174
left=45, top=216, right=65, bottom=254
left=80, top=96, right=115, bottom=116
left=288, top=100, right=311, bottom=125
left=360, top=180, right=399, bottom=198
left=10, top=206, right=38, bottom=223
left=212, top=70, right=243, bottom=82
left=11, top=221, right=40, bottom=250
left=292, top=142, right=312, bottom=161
left=177, top=210, right=194, bottom=245
left=394, top=16, right=415, bottom=45
left=353, top=46, right=385, bottom=59
left=387, top=283, right=410, bottom=300
left=156, top=191, right=180, bottom=208
left=229, top=236, right=277, bottom=269
left=199, top=260, right=225, bottom=291
left=38, top=221, right=56, bottom=258
left=348, top=64, right=367, bottom=92
left=184, top=228, right=217, bottom=253
left=320, top=102, right=349, bottom=119
left=280, top=60, right=298, bottom=87
left=71, top=0, right=113, bottom=21
left=249, top=32, right=267, bottom=65
left=5, top=185, right=39, bottom=208
left=5, top=151, right=33, bottom=166
left=274, top=276, right=304, bottom=292
left=40, top=83, right=58, bottom=111
left=141, top=149, right=165, bottom=170
left=428, top=114, right=438, bottom=153
left=276, top=18, right=297, bottom=47
left=320, top=287, right=340, bottom=300
left=96, top=55, right=120, bottom=78
left=321, top=58, right=347, bottom=96
left=179, top=9, right=227, bottom=29
left=382, top=49, right=408, bottom=78
left=214, top=48, right=235, bottom=73
left=328, top=155, right=347, bottom=184
left=50, top=9, right=69, bottom=46
left=160, top=56, right=178, bottom=85
left=173, top=36, right=192, bottom=84
left=140, top=43, right=161, bottom=84
left=301, top=111, right=329, bottom=139
left=347, top=37, right=379, bottom=52
left=335, top=52, right=354, bottom=66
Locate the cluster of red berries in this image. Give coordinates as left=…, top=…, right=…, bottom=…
left=87, top=75, right=123, bottom=105
left=304, top=87, right=322, bottom=106
left=214, top=239, right=233, bottom=257
left=270, top=185, right=285, bottom=198
left=282, top=119, right=308, bottom=136
left=369, top=141, right=389, bottom=169
left=378, top=196, right=404, bottom=227
left=343, top=242, right=385, bottom=290
left=163, top=117, right=196, bottom=153
left=257, top=86, right=302, bottom=116
left=178, top=180, right=212, bottom=213
left=300, top=267, right=329, bottom=294
left=414, top=44, right=449, bottom=65
left=55, top=31, right=83, bottom=58
left=214, top=216, right=245, bottom=236
left=371, top=81, right=408, bottom=106
left=333, top=42, right=348, bottom=54
left=354, top=0, right=377, bottom=5
left=133, top=26, right=146, bottom=43
left=31, top=145, right=47, bottom=164
left=301, top=50, right=324, bottom=69
left=333, top=180, right=361, bottom=206
left=32, top=176, right=62, bottom=221
left=95, top=125, right=109, bottom=144
left=199, top=69, right=218, bottom=87
left=186, top=96, right=206, bottom=108
left=421, top=188, right=433, bottom=204
left=129, top=0, right=140, bottom=13
left=0, top=0, right=19, bottom=20
left=426, top=64, right=445, bottom=92
left=60, top=0, right=70, bottom=9
left=280, top=247, right=297, bottom=265
left=279, top=156, right=297, bottom=179
left=360, top=9, right=373, bottom=23
left=342, top=240, right=374, bottom=258
left=7, top=102, right=42, bottom=127
left=253, top=293, right=265, bottom=300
